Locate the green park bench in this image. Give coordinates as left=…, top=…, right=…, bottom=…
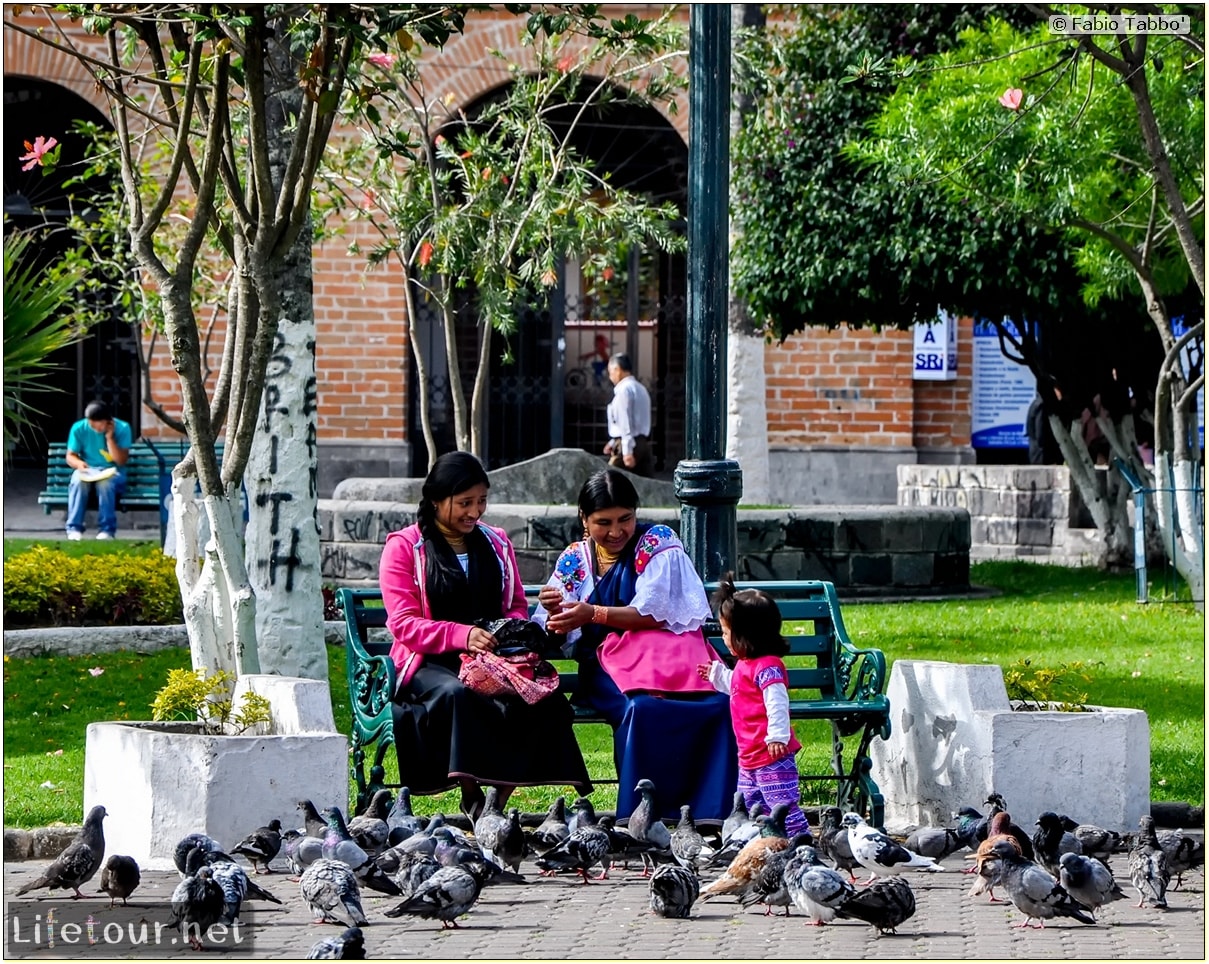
left=38, top=438, right=224, bottom=544
left=337, top=579, right=890, bottom=826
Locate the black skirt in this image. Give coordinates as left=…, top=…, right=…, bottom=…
left=392, top=655, right=592, bottom=795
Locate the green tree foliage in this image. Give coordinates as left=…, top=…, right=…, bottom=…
left=730, top=3, right=1070, bottom=337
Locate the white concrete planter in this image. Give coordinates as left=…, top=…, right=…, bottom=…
left=871, top=660, right=1150, bottom=832
left=83, top=677, right=348, bottom=871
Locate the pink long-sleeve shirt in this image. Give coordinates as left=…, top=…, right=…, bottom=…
left=380, top=522, right=529, bottom=690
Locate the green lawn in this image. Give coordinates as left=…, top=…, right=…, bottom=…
left=2, top=560, right=1202, bottom=827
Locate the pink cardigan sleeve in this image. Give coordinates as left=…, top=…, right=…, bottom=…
left=380, top=530, right=471, bottom=656
left=498, top=533, right=530, bottom=620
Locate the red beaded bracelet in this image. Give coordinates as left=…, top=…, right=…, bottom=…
left=592, top=605, right=608, bottom=625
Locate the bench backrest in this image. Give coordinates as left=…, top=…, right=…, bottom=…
left=339, top=578, right=875, bottom=703
left=42, top=439, right=226, bottom=494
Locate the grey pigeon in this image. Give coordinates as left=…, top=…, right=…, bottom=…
left=844, top=812, right=944, bottom=881
left=99, top=853, right=140, bottom=907
left=472, top=787, right=511, bottom=867
left=17, top=804, right=107, bottom=899
left=816, top=806, right=861, bottom=881
left=1032, top=811, right=1082, bottom=877
left=1129, top=815, right=1170, bottom=908
left=530, top=797, right=571, bottom=858
left=306, top=925, right=366, bottom=959
left=951, top=805, right=990, bottom=852
left=231, top=818, right=283, bottom=874
left=298, top=799, right=330, bottom=839
left=837, top=875, right=917, bottom=934
left=386, top=787, right=426, bottom=847
left=1156, top=828, right=1205, bottom=890
left=648, top=863, right=700, bottom=918
left=784, top=844, right=856, bottom=925
left=322, top=806, right=401, bottom=895
left=986, top=839, right=1095, bottom=928
left=566, top=796, right=598, bottom=835
left=630, top=778, right=674, bottom=875
left=496, top=808, right=527, bottom=873
left=282, top=829, right=325, bottom=877
left=300, top=858, right=369, bottom=926
left=739, top=832, right=813, bottom=916
left=383, top=863, right=483, bottom=928
left=670, top=804, right=714, bottom=873
left=348, top=790, right=391, bottom=856
left=167, top=848, right=225, bottom=950
left=172, top=831, right=231, bottom=876
left=1066, top=819, right=1121, bottom=866
left=721, top=793, right=751, bottom=844
left=1058, top=851, right=1127, bottom=919
left=905, top=826, right=964, bottom=861
left=597, top=815, right=658, bottom=875
left=708, top=802, right=765, bottom=869
left=388, top=849, right=443, bottom=899
left=534, top=825, right=612, bottom=884
left=199, top=850, right=283, bottom=924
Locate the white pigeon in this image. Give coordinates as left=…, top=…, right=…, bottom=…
left=842, top=812, right=945, bottom=883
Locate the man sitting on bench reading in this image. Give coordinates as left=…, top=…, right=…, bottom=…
left=64, top=400, right=131, bottom=540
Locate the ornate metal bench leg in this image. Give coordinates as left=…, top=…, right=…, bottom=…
left=351, top=737, right=369, bottom=814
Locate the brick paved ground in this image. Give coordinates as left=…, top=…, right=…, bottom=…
left=3, top=849, right=1204, bottom=960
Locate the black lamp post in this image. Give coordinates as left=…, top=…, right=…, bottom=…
left=675, top=4, right=743, bottom=583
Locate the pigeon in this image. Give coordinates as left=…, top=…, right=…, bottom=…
left=1033, top=811, right=1083, bottom=877
left=321, top=806, right=401, bottom=895
left=386, top=787, right=426, bottom=847
left=837, top=875, right=917, bottom=935
left=99, top=854, right=140, bottom=907
left=1156, top=828, right=1205, bottom=890
left=739, top=832, right=813, bottom=915
left=721, top=792, right=751, bottom=845
left=985, top=839, right=1095, bottom=928
left=306, top=925, right=366, bottom=959
left=534, top=824, right=612, bottom=884
left=529, top=797, right=571, bottom=858
left=173, top=831, right=232, bottom=876
left=392, top=850, right=443, bottom=899
left=472, top=787, right=512, bottom=868
left=197, top=850, right=284, bottom=924
left=17, top=804, right=107, bottom=899
left=670, top=804, right=715, bottom=873
left=282, top=829, right=325, bottom=877
left=1067, top=820, right=1121, bottom=866
left=495, top=808, right=528, bottom=874
left=706, top=804, right=764, bottom=871
left=783, top=844, right=856, bottom=925
left=699, top=805, right=794, bottom=903
left=1058, top=851, right=1127, bottom=919
left=566, top=796, right=598, bottom=835
left=816, top=806, right=861, bottom=881
left=982, top=795, right=1035, bottom=861
left=843, top=812, right=944, bottom=882
left=300, top=858, right=369, bottom=926
left=951, top=806, right=990, bottom=852
left=383, top=863, right=483, bottom=928
left=967, top=811, right=1025, bottom=902
left=231, top=818, right=284, bottom=874
left=629, top=779, right=675, bottom=875
left=168, top=858, right=226, bottom=951
left=597, top=814, right=657, bottom=874
left=904, top=826, right=964, bottom=861
left=298, top=799, right=330, bottom=839
left=347, top=790, right=391, bottom=856
left=648, top=863, right=700, bottom=918
left=1129, top=815, right=1170, bottom=909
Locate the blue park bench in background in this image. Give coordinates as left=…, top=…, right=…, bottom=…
left=337, top=579, right=891, bottom=827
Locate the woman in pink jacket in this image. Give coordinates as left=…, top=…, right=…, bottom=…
left=380, top=451, right=591, bottom=820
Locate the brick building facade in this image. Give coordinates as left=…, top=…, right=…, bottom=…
left=4, top=7, right=977, bottom=505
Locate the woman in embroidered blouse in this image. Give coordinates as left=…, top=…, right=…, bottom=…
left=532, top=469, right=738, bottom=820
left=380, top=451, right=591, bottom=820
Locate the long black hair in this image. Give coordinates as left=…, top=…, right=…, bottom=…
left=577, top=468, right=640, bottom=518
left=416, top=452, right=500, bottom=623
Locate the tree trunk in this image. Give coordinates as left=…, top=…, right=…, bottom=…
left=725, top=3, right=771, bottom=504
left=242, top=34, right=327, bottom=679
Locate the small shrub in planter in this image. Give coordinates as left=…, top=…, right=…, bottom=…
left=3, top=545, right=183, bottom=626
left=1002, top=658, right=1102, bottom=712
left=151, top=668, right=273, bottom=736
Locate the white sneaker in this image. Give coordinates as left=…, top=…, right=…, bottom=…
left=67, top=531, right=83, bottom=541
left=96, top=532, right=114, bottom=540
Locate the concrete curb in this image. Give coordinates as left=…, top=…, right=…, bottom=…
left=3, top=621, right=349, bottom=657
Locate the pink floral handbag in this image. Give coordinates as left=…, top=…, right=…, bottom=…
left=458, top=650, right=560, bottom=704
left=596, top=627, right=719, bottom=696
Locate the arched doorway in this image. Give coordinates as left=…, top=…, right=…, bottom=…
left=4, top=78, right=132, bottom=465
left=406, top=85, right=688, bottom=475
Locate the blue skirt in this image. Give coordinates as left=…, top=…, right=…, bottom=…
left=574, top=653, right=738, bottom=821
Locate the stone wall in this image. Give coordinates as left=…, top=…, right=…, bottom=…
left=897, top=464, right=1101, bottom=566
left=318, top=500, right=971, bottom=591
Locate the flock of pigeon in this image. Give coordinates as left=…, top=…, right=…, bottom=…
left=11, top=785, right=1204, bottom=957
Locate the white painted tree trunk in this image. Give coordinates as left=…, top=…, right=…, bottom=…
left=726, top=328, right=771, bottom=504
left=1154, top=452, right=1205, bottom=608
left=243, top=316, right=327, bottom=680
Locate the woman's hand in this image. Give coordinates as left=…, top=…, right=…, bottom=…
left=466, top=627, right=497, bottom=655
left=546, top=599, right=592, bottom=635
left=537, top=586, right=565, bottom=614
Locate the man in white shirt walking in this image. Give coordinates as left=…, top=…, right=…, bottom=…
left=603, top=353, right=653, bottom=476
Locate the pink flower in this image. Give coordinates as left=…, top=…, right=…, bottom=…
left=88, top=666, right=104, bottom=677
left=556, top=54, right=575, bottom=74
left=366, top=52, right=396, bottom=69
left=998, top=88, right=1023, bottom=111
left=19, top=135, right=58, bottom=171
